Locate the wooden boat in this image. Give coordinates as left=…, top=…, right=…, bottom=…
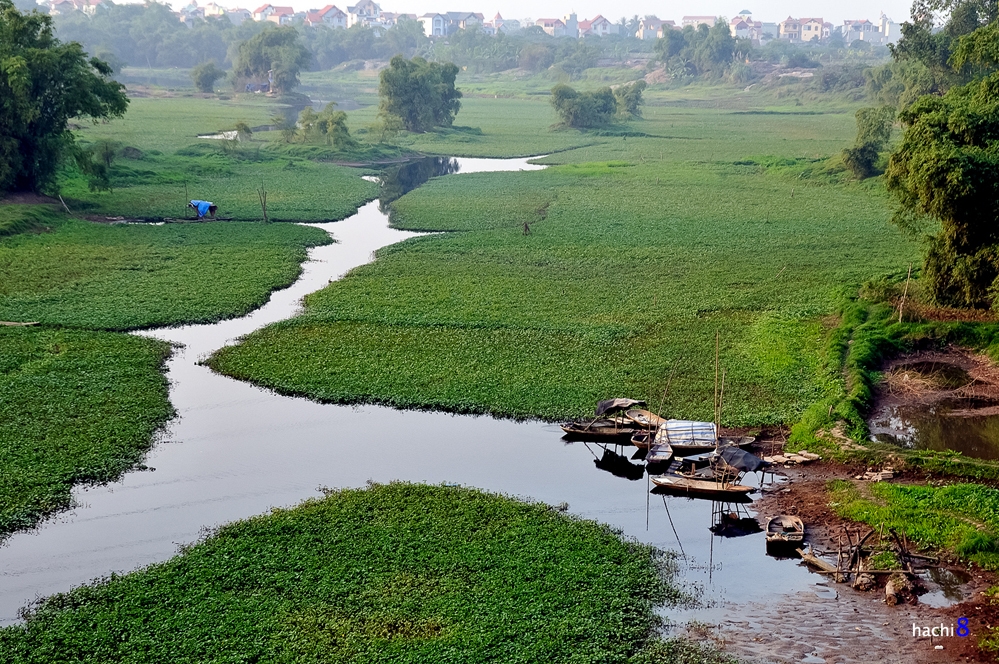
left=650, top=474, right=753, bottom=500
left=625, top=408, right=666, bottom=429
left=765, top=515, right=804, bottom=552
left=560, top=419, right=639, bottom=441
left=670, top=436, right=757, bottom=457
left=630, top=431, right=653, bottom=449
left=645, top=442, right=673, bottom=465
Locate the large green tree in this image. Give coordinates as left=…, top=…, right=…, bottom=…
left=550, top=84, right=616, bottom=128
left=377, top=55, right=462, bottom=133
left=885, top=18, right=999, bottom=308
left=232, top=26, right=310, bottom=94
left=0, top=0, right=128, bottom=193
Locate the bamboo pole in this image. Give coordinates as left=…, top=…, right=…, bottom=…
left=898, top=263, right=912, bottom=323
left=714, top=331, right=720, bottom=433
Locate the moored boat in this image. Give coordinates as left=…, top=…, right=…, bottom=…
left=560, top=420, right=638, bottom=441
left=650, top=474, right=753, bottom=500
left=765, top=515, right=804, bottom=553
left=625, top=408, right=666, bottom=429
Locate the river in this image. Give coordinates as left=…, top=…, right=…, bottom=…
left=0, top=156, right=819, bottom=625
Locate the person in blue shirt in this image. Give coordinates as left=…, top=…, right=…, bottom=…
left=189, top=200, right=218, bottom=220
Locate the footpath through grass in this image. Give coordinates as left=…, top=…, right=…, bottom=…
left=0, top=327, right=172, bottom=538
left=209, top=94, right=918, bottom=422
left=0, top=483, right=679, bottom=663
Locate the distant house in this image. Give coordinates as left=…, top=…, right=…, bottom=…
left=877, top=13, right=900, bottom=44
left=227, top=7, right=252, bottom=23
left=681, top=15, right=716, bottom=28
left=252, top=4, right=291, bottom=21
left=201, top=2, right=226, bottom=17
left=779, top=16, right=801, bottom=41
left=490, top=12, right=520, bottom=33
left=842, top=18, right=879, bottom=42
left=800, top=17, right=824, bottom=42
left=657, top=19, right=677, bottom=37
left=636, top=16, right=662, bottom=40
left=419, top=12, right=447, bottom=36
left=49, top=0, right=103, bottom=15
left=578, top=14, right=616, bottom=37
left=536, top=17, right=565, bottom=37
left=346, top=0, right=379, bottom=27
left=305, top=4, right=347, bottom=27
left=446, top=11, right=483, bottom=32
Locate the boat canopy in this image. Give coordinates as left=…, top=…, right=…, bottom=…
left=717, top=445, right=767, bottom=473
left=658, top=419, right=717, bottom=446
left=595, top=398, right=646, bottom=416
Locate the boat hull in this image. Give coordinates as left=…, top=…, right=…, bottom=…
left=650, top=475, right=753, bottom=500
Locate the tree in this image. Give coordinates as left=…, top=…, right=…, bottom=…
left=613, top=80, right=647, bottom=117
left=0, top=0, right=128, bottom=193
left=232, top=26, right=310, bottom=94
left=550, top=84, right=616, bottom=128
left=841, top=105, right=896, bottom=179
left=885, top=31, right=999, bottom=307
left=297, top=103, right=354, bottom=148
left=191, top=61, right=225, bottom=93
left=378, top=55, right=462, bottom=133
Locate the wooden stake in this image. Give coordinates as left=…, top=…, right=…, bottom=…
left=714, top=331, right=720, bottom=430
left=898, top=262, right=912, bottom=323
left=58, top=195, right=72, bottom=215
left=257, top=182, right=268, bottom=223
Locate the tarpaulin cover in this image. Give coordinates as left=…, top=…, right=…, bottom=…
left=717, top=445, right=767, bottom=473
left=594, top=398, right=646, bottom=416
left=190, top=200, right=213, bottom=217
left=659, top=420, right=717, bottom=445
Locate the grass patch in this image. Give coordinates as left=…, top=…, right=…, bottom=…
left=828, top=479, right=999, bottom=570
left=0, top=205, right=60, bottom=237
left=0, top=217, right=331, bottom=330
left=0, top=483, right=679, bottom=662
left=209, top=110, right=917, bottom=421
left=0, top=327, right=172, bottom=538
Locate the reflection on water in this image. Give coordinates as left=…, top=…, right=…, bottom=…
left=917, top=567, right=972, bottom=607
left=869, top=400, right=999, bottom=460
left=378, top=157, right=461, bottom=211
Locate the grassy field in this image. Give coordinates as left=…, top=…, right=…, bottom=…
left=0, top=209, right=331, bottom=330
left=63, top=95, right=379, bottom=221
left=0, top=326, right=172, bottom=538
left=209, top=93, right=919, bottom=423
left=0, top=483, right=678, bottom=662
left=829, top=480, right=999, bottom=571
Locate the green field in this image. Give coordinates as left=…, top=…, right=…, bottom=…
left=0, top=210, right=331, bottom=330
left=0, top=483, right=678, bottom=662
left=209, top=93, right=919, bottom=423
left=0, top=326, right=172, bottom=538
left=829, top=480, right=999, bottom=570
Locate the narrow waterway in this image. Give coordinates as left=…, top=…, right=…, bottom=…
left=0, top=156, right=819, bottom=625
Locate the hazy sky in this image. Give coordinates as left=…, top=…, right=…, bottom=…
left=223, top=1, right=916, bottom=25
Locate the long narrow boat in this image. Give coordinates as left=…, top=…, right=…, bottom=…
left=560, top=419, right=639, bottom=441
left=650, top=474, right=753, bottom=500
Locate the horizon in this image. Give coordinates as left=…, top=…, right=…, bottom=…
left=43, top=0, right=917, bottom=30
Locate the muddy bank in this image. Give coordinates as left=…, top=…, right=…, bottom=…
left=691, top=460, right=996, bottom=663
left=869, top=346, right=999, bottom=460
